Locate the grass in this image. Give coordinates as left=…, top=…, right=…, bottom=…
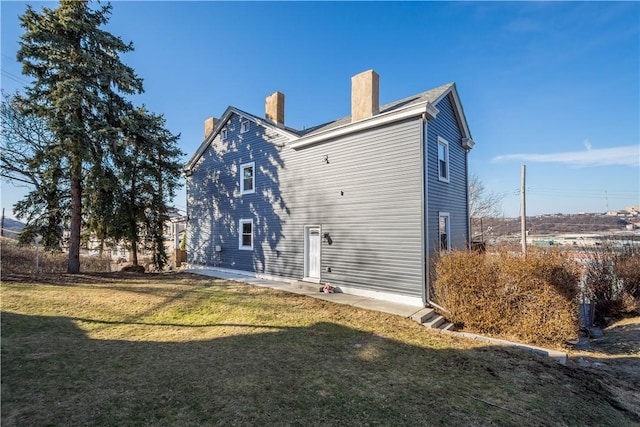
left=2, top=272, right=639, bottom=426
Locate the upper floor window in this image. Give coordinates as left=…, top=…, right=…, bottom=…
left=240, top=120, right=250, bottom=133
left=239, top=218, right=253, bottom=250
left=221, top=128, right=228, bottom=140
left=438, top=136, right=450, bottom=182
left=439, top=212, right=451, bottom=252
left=240, top=162, right=255, bottom=194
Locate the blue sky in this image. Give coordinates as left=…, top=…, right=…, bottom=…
left=1, top=1, right=639, bottom=220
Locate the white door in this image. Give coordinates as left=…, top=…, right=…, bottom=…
left=305, top=226, right=321, bottom=281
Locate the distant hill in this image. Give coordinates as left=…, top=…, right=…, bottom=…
left=472, top=213, right=636, bottom=240
left=1, top=218, right=25, bottom=240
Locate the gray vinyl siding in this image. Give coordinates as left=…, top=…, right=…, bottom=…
left=187, top=115, right=425, bottom=298
left=187, top=94, right=470, bottom=301
left=426, top=93, right=470, bottom=258
left=186, top=113, right=291, bottom=271
left=279, top=118, right=424, bottom=297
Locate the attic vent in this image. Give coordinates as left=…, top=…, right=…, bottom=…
left=241, top=120, right=250, bottom=133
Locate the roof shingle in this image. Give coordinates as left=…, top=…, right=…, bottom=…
left=297, top=82, right=454, bottom=136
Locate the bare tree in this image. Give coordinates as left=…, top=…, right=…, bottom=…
left=469, top=173, right=503, bottom=219
left=469, top=173, right=503, bottom=241
left=0, top=91, right=68, bottom=249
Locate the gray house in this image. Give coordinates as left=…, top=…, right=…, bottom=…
left=185, top=70, right=475, bottom=306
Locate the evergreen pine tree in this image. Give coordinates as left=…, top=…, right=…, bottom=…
left=115, top=107, right=182, bottom=270
left=17, top=0, right=143, bottom=272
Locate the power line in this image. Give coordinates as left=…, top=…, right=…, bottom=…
left=526, top=191, right=638, bottom=201
left=497, top=187, right=639, bottom=202
left=1, top=69, right=29, bottom=86
left=527, top=189, right=636, bottom=196
left=0, top=173, right=33, bottom=185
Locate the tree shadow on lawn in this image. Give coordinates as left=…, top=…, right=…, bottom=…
left=2, top=312, right=638, bottom=427
left=0, top=271, right=213, bottom=287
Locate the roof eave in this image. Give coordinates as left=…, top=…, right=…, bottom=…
left=462, top=137, right=475, bottom=150
left=435, top=83, right=474, bottom=144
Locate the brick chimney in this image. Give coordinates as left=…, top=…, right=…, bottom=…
left=204, top=117, right=217, bottom=138
left=351, top=69, right=379, bottom=122
left=265, top=91, right=285, bottom=126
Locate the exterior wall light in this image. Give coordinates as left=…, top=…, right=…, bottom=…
left=323, top=233, right=333, bottom=245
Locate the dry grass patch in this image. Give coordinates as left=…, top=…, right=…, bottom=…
left=2, top=272, right=638, bottom=426
left=1, top=238, right=111, bottom=274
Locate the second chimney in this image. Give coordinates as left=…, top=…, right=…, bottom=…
left=351, top=69, right=379, bottom=122
left=204, top=117, right=217, bottom=138
left=265, top=91, right=285, bottom=126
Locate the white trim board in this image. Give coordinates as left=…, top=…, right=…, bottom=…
left=290, top=102, right=439, bottom=150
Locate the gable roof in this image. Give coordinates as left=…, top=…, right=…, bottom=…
left=184, top=106, right=298, bottom=173
left=185, top=82, right=474, bottom=172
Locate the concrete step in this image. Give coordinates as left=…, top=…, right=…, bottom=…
left=411, top=308, right=455, bottom=331
left=439, top=322, right=455, bottom=331
left=410, top=308, right=436, bottom=324
left=423, top=314, right=446, bottom=329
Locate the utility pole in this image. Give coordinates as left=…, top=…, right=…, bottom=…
left=521, top=165, right=527, bottom=255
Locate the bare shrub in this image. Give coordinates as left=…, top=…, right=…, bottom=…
left=614, top=244, right=640, bottom=313
left=432, top=248, right=581, bottom=346
left=121, top=265, right=145, bottom=273
left=583, top=241, right=640, bottom=321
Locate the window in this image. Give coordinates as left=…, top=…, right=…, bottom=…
left=221, top=128, right=228, bottom=140
left=240, top=162, right=255, bottom=194
left=439, top=212, right=451, bottom=252
left=438, top=137, right=450, bottom=182
left=239, top=219, right=253, bottom=250
left=240, top=120, right=250, bottom=133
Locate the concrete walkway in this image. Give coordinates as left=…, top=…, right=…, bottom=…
left=185, top=268, right=568, bottom=364
left=185, top=268, right=426, bottom=319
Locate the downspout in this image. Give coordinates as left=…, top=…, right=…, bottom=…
left=419, top=116, right=427, bottom=306
left=466, top=149, right=471, bottom=247
left=420, top=114, right=449, bottom=313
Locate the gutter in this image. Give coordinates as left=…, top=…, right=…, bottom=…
left=291, top=102, right=439, bottom=150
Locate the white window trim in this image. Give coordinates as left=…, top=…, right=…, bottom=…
left=240, top=161, right=255, bottom=195
left=240, top=120, right=250, bottom=134
left=239, top=218, right=253, bottom=250
left=439, top=212, right=451, bottom=252
left=437, top=136, right=450, bottom=183
left=221, top=128, right=228, bottom=141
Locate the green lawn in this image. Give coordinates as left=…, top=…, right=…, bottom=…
left=1, top=272, right=637, bottom=426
